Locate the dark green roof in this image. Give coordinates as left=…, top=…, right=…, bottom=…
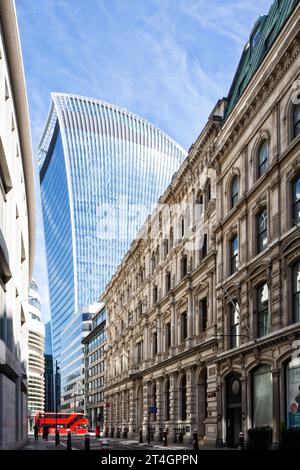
left=224, top=0, right=300, bottom=121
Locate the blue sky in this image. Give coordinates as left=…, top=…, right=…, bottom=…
left=16, top=0, right=274, bottom=322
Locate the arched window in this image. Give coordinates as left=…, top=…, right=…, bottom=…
left=256, top=208, right=268, bottom=253
left=257, top=140, right=268, bottom=178
left=180, top=374, right=187, bottom=421
left=231, top=176, right=239, bottom=209
left=292, top=261, right=300, bottom=324
left=293, top=103, right=300, bottom=139
left=256, top=283, right=269, bottom=337
left=292, top=176, right=300, bottom=225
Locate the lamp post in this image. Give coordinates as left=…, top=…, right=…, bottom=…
left=55, top=361, right=60, bottom=446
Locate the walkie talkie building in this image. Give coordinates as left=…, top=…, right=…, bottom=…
left=39, top=93, right=186, bottom=366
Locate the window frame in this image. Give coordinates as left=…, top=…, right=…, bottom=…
left=231, top=175, right=239, bottom=209
left=181, top=311, right=188, bottom=343
left=256, top=283, right=269, bottom=338
left=230, top=235, right=238, bottom=275
left=293, top=103, right=300, bottom=140
left=292, top=175, right=300, bottom=226
left=256, top=207, right=268, bottom=254
left=229, top=300, right=240, bottom=349
left=257, top=140, right=269, bottom=179
left=292, top=261, right=300, bottom=324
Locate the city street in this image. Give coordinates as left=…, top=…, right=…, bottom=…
left=22, top=433, right=232, bottom=451
left=23, top=433, right=193, bottom=451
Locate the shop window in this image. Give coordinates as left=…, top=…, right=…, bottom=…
left=252, top=365, right=272, bottom=428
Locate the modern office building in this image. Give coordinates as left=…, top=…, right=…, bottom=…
left=60, top=307, right=96, bottom=412
left=103, top=0, right=300, bottom=449
left=0, top=0, right=35, bottom=449
left=38, top=93, right=186, bottom=370
left=27, top=280, right=45, bottom=429
left=83, top=303, right=106, bottom=429
left=44, top=321, right=55, bottom=412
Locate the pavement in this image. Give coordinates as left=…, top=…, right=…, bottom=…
left=22, top=434, right=233, bottom=451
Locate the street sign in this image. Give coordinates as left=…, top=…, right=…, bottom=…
left=149, top=406, right=157, bottom=414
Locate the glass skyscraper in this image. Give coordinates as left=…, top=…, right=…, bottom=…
left=39, top=93, right=186, bottom=367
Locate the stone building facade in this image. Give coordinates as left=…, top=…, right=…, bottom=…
left=83, top=303, right=106, bottom=429
left=102, top=0, right=300, bottom=448
left=0, top=0, right=35, bottom=449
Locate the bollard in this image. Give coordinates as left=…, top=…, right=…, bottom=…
left=192, top=431, right=199, bottom=450
left=238, top=431, right=244, bottom=450
left=85, top=433, right=90, bottom=451
left=55, top=429, right=60, bottom=446
left=66, top=430, right=72, bottom=451
left=162, top=429, right=168, bottom=447
left=139, top=428, right=143, bottom=443
left=123, top=427, right=128, bottom=439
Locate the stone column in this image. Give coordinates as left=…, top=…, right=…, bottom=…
left=128, top=387, right=136, bottom=439
left=208, top=271, right=214, bottom=327
left=155, top=378, right=163, bottom=441
left=116, top=393, right=121, bottom=437
left=187, top=288, right=194, bottom=342
left=157, top=315, right=162, bottom=356
left=144, top=322, right=149, bottom=363
left=240, top=376, right=248, bottom=447
left=185, top=368, right=196, bottom=444
left=142, top=380, right=151, bottom=437
left=272, top=369, right=281, bottom=450
left=171, top=299, right=177, bottom=351
left=103, top=396, right=110, bottom=437
left=169, top=373, right=178, bottom=440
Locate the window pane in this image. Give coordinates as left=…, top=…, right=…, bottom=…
left=294, top=105, right=300, bottom=138
left=286, top=358, right=300, bottom=428
left=257, top=283, right=269, bottom=337
left=230, top=302, right=240, bottom=348
left=293, top=262, right=300, bottom=323
left=252, top=365, right=272, bottom=427
left=295, top=177, right=300, bottom=202
left=231, top=237, right=238, bottom=273
left=231, top=177, right=239, bottom=208
left=257, top=209, right=268, bottom=252
left=294, top=104, right=300, bottom=124
left=258, top=141, right=268, bottom=177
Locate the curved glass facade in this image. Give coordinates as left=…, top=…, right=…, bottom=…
left=39, top=93, right=186, bottom=364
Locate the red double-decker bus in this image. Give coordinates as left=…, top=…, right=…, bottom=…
left=35, top=413, right=88, bottom=435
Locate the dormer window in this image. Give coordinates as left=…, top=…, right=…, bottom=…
left=251, top=25, right=261, bottom=50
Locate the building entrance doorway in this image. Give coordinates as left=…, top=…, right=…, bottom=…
left=226, top=373, right=242, bottom=448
